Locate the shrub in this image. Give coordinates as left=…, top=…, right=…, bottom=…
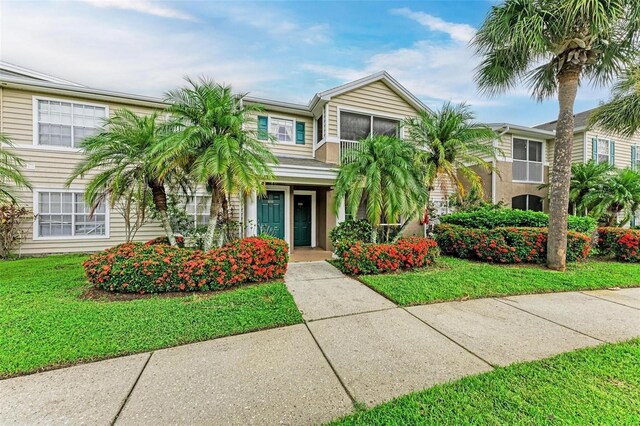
left=440, top=207, right=596, bottom=234
left=598, top=227, right=640, bottom=262
left=0, top=205, right=30, bottom=259
left=84, top=235, right=289, bottom=293
left=434, top=224, right=591, bottom=264
left=338, top=236, right=440, bottom=275
left=329, top=219, right=373, bottom=256
left=145, top=235, right=185, bottom=247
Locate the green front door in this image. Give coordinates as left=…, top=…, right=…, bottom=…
left=294, top=195, right=312, bottom=247
left=257, top=191, right=285, bottom=239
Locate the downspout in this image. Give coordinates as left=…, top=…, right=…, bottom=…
left=493, top=125, right=510, bottom=204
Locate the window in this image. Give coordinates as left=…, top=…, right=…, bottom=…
left=512, top=194, right=543, bottom=212
left=36, top=99, right=106, bottom=148
left=340, top=111, right=399, bottom=141
left=37, top=192, right=106, bottom=237
left=316, top=115, right=323, bottom=144
left=185, top=195, right=211, bottom=226
left=269, top=118, right=294, bottom=143
left=596, top=138, right=613, bottom=164
left=512, top=138, right=543, bottom=182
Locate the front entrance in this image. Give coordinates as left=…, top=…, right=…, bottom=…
left=294, top=194, right=312, bottom=247
left=257, top=191, right=285, bottom=239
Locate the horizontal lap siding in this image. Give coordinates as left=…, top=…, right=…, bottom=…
left=327, top=81, right=419, bottom=138
left=586, top=128, right=640, bottom=169
left=572, top=133, right=585, bottom=163
left=246, top=110, right=313, bottom=158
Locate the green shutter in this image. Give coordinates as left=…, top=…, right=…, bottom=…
left=632, top=145, right=637, bottom=170
left=592, top=137, right=598, bottom=161
left=610, top=140, right=615, bottom=166
left=295, top=122, right=305, bottom=145
left=257, top=116, right=268, bottom=140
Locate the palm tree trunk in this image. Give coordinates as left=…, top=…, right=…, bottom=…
left=547, top=69, right=580, bottom=271
left=204, top=178, right=224, bottom=251
left=149, top=181, right=176, bottom=246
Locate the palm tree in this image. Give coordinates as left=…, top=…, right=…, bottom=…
left=158, top=78, right=276, bottom=251
left=403, top=103, right=499, bottom=204
left=589, top=65, right=640, bottom=137
left=333, top=135, right=427, bottom=242
left=473, top=0, right=640, bottom=271
left=0, top=133, right=31, bottom=204
left=67, top=109, right=178, bottom=245
left=568, top=161, right=614, bottom=215
left=583, top=168, right=640, bottom=226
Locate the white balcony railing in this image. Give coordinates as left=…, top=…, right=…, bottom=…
left=340, top=140, right=362, bottom=164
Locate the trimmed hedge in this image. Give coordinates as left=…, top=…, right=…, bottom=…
left=434, top=224, right=592, bottom=264
left=84, top=236, right=289, bottom=293
left=598, top=227, right=640, bottom=262
left=440, top=208, right=596, bottom=234
left=337, top=236, right=440, bottom=275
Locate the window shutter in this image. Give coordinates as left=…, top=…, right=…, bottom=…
left=592, top=138, right=598, bottom=161
left=609, top=140, right=616, bottom=166
left=295, top=121, right=305, bottom=145
left=257, top=116, right=268, bottom=140
left=632, top=145, right=637, bottom=170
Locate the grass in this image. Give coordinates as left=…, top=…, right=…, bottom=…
left=361, top=256, right=640, bottom=306
left=0, top=254, right=303, bottom=378
left=331, top=339, right=640, bottom=425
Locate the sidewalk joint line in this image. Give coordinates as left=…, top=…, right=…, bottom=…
left=305, top=306, right=399, bottom=323
left=303, top=323, right=359, bottom=410
left=402, top=307, right=497, bottom=369
left=493, top=298, right=606, bottom=343
left=110, top=351, right=153, bottom=426
left=578, top=291, right=640, bottom=311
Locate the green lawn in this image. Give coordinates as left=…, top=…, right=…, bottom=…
left=331, top=339, right=640, bottom=425
left=0, top=254, right=303, bottom=378
left=361, top=256, right=640, bottom=306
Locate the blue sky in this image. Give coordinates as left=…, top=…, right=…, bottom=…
left=1, top=0, right=612, bottom=126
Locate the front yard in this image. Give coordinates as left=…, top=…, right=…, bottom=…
left=0, top=254, right=303, bottom=378
left=331, top=338, right=640, bottom=425
left=361, top=256, right=640, bottom=306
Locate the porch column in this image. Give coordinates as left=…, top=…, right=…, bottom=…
left=337, top=198, right=345, bottom=224
left=245, top=191, right=258, bottom=237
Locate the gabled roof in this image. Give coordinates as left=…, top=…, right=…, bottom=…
left=0, top=61, right=84, bottom=87
left=488, top=122, right=556, bottom=138
left=309, top=71, right=430, bottom=113
left=534, top=109, right=594, bottom=132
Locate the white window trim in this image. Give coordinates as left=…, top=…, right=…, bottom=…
left=337, top=106, right=405, bottom=143
left=183, top=193, right=212, bottom=227
left=512, top=137, right=545, bottom=184
left=265, top=114, right=304, bottom=145
left=32, top=95, right=109, bottom=152
left=32, top=188, right=110, bottom=240
left=293, top=190, right=317, bottom=248
left=594, top=137, right=614, bottom=165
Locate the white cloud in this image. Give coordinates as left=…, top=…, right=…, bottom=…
left=82, top=0, right=195, bottom=21
left=391, top=8, right=476, bottom=43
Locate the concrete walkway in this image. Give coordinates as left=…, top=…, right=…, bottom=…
left=2, top=262, right=640, bottom=425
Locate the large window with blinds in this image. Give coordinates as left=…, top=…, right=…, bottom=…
left=36, top=191, right=107, bottom=238
left=35, top=98, right=106, bottom=148
left=512, top=138, right=543, bottom=183
left=339, top=111, right=399, bottom=141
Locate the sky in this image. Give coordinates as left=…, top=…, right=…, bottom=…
left=0, top=0, right=614, bottom=126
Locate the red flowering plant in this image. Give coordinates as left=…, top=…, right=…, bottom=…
left=598, top=227, right=640, bottom=262
left=434, top=224, right=591, bottom=264
left=338, top=236, right=440, bottom=275
left=144, top=235, right=185, bottom=248
left=83, top=236, right=289, bottom=293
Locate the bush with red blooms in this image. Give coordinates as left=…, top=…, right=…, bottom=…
left=434, top=224, right=591, bottom=264
left=83, top=235, right=289, bottom=293
left=338, top=236, right=440, bottom=275
left=598, top=227, right=640, bottom=262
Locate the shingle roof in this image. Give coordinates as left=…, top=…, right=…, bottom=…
left=534, top=109, right=595, bottom=132
left=274, top=156, right=337, bottom=169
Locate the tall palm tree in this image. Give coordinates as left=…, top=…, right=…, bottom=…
left=333, top=135, right=427, bottom=241
left=403, top=103, right=499, bottom=203
left=583, top=168, right=640, bottom=226
left=473, top=0, right=640, bottom=271
left=589, top=65, right=640, bottom=137
left=67, top=109, right=178, bottom=245
left=0, top=133, right=31, bottom=204
left=158, top=78, right=276, bottom=250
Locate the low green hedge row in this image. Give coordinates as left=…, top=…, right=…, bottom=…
left=440, top=208, right=596, bottom=234
left=434, top=224, right=592, bottom=264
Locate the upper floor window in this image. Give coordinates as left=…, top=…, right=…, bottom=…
left=36, top=191, right=106, bottom=238
left=592, top=137, right=615, bottom=165
left=512, top=194, right=543, bottom=212
left=257, top=115, right=305, bottom=145
left=512, top=138, right=543, bottom=183
left=339, top=111, right=399, bottom=141
left=36, top=99, right=106, bottom=148
left=270, top=117, right=294, bottom=143
left=316, top=115, right=324, bottom=144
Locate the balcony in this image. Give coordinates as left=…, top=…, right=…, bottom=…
left=339, top=140, right=362, bottom=164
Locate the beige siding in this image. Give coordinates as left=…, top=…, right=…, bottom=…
left=585, top=128, right=640, bottom=169
left=246, top=110, right=313, bottom=159
left=571, top=133, right=586, bottom=163
left=327, top=80, right=419, bottom=138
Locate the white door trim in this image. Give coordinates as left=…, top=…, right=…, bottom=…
left=293, top=190, right=317, bottom=247
left=261, top=185, right=291, bottom=249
